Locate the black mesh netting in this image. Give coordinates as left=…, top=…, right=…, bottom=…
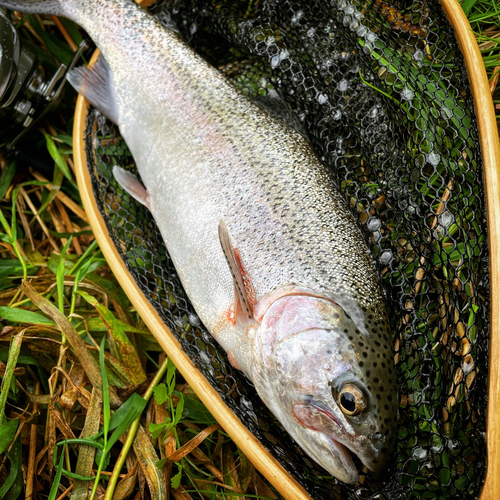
left=83, top=0, right=489, bottom=498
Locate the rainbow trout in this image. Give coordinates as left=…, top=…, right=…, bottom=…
left=1, top=0, right=398, bottom=483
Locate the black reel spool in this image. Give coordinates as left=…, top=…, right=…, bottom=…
left=84, top=0, right=489, bottom=499
left=0, top=8, right=88, bottom=150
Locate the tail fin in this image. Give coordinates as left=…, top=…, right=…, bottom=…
left=0, top=1, right=69, bottom=17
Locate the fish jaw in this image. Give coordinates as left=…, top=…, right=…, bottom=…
left=292, top=403, right=359, bottom=483
left=251, top=291, right=397, bottom=482
left=291, top=399, right=389, bottom=477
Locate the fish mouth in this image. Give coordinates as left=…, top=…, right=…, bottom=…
left=292, top=403, right=359, bottom=483
left=324, top=434, right=358, bottom=484
left=313, top=406, right=359, bottom=483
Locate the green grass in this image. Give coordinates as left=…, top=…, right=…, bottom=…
left=464, top=0, right=500, bottom=121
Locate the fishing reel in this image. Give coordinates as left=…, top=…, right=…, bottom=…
left=0, top=8, right=88, bottom=150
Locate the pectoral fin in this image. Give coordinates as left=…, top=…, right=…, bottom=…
left=218, top=221, right=253, bottom=320
left=113, top=166, right=151, bottom=209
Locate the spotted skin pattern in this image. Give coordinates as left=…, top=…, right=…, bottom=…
left=0, top=0, right=398, bottom=482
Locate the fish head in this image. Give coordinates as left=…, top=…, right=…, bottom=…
left=254, top=292, right=398, bottom=483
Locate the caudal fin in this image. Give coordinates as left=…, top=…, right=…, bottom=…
left=0, top=0, right=69, bottom=17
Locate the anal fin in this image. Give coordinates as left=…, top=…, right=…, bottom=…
left=67, top=55, right=119, bottom=124
left=113, top=166, right=151, bottom=208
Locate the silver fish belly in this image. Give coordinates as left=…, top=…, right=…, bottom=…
left=0, top=0, right=398, bottom=483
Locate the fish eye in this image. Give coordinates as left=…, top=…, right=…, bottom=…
left=337, top=384, right=367, bottom=416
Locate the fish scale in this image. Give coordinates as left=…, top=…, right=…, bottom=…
left=0, top=0, right=398, bottom=483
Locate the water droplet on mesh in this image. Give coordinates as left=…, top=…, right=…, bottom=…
left=291, top=10, right=304, bottom=25
left=189, top=313, right=200, bottom=326
left=379, top=250, right=392, bottom=264
left=307, top=27, right=316, bottom=37
left=369, top=106, right=379, bottom=118
left=368, top=218, right=381, bottom=231
left=439, top=211, right=453, bottom=228
left=350, top=19, right=359, bottom=31
left=200, top=350, right=210, bottom=365
left=338, top=79, right=348, bottom=91
left=366, top=31, right=377, bottom=42
left=190, top=22, right=197, bottom=35
left=271, top=48, right=290, bottom=69
left=240, top=395, right=254, bottom=411
left=323, top=58, right=333, bottom=69
left=356, top=26, right=368, bottom=37
left=447, top=439, right=460, bottom=452
left=333, top=109, right=342, bottom=120
left=317, top=93, right=328, bottom=104
left=401, top=87, right=415, bottom=101
left=431, top=441, right=444, bottom=453
left=463, top=360, right=475, bottom=376
left=344, top=5, right=355, bottom=15
left=414, top=49, right=424, bottom=60
left=412, top=447, right=428, bottom=460
left=427, top=152, right=440, bottom=166
left=338, top=0, right=348, bottom=10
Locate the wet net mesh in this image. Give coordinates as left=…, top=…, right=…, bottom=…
left=84, top=0, right=489, bottom=498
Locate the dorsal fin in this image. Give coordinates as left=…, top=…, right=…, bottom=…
left=67, top=55, right=119, bottom=124
left=218, top=220, right=252, bottom=320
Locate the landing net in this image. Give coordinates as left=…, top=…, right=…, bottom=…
left=85, top=0, right=489, bottom=498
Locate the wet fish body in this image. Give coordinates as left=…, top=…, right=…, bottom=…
left=0, top=0, right=398, bottom=482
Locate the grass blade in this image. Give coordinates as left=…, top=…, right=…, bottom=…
left=72, top=389, right=102, bottom=500
left=0, top=330, right=25, bottom=421
left=0, top=439, right=22, bottom=500
left=0, top=307, right=54, bottom=325
left=45, top=134, right=73, bottom=183
left=99, top=336, right=111, bottom=442
left=57, top=236, right=73, bottom=314
left=0, top=161, right=17, bottom=201
left=0, top=419, right=19, bottom=455
left=47, top=444, right=66, bottom=500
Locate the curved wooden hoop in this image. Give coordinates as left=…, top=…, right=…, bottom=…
left=438, top=1, right=500, bottom=499
left=73, top=1, right=500, bottom=498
